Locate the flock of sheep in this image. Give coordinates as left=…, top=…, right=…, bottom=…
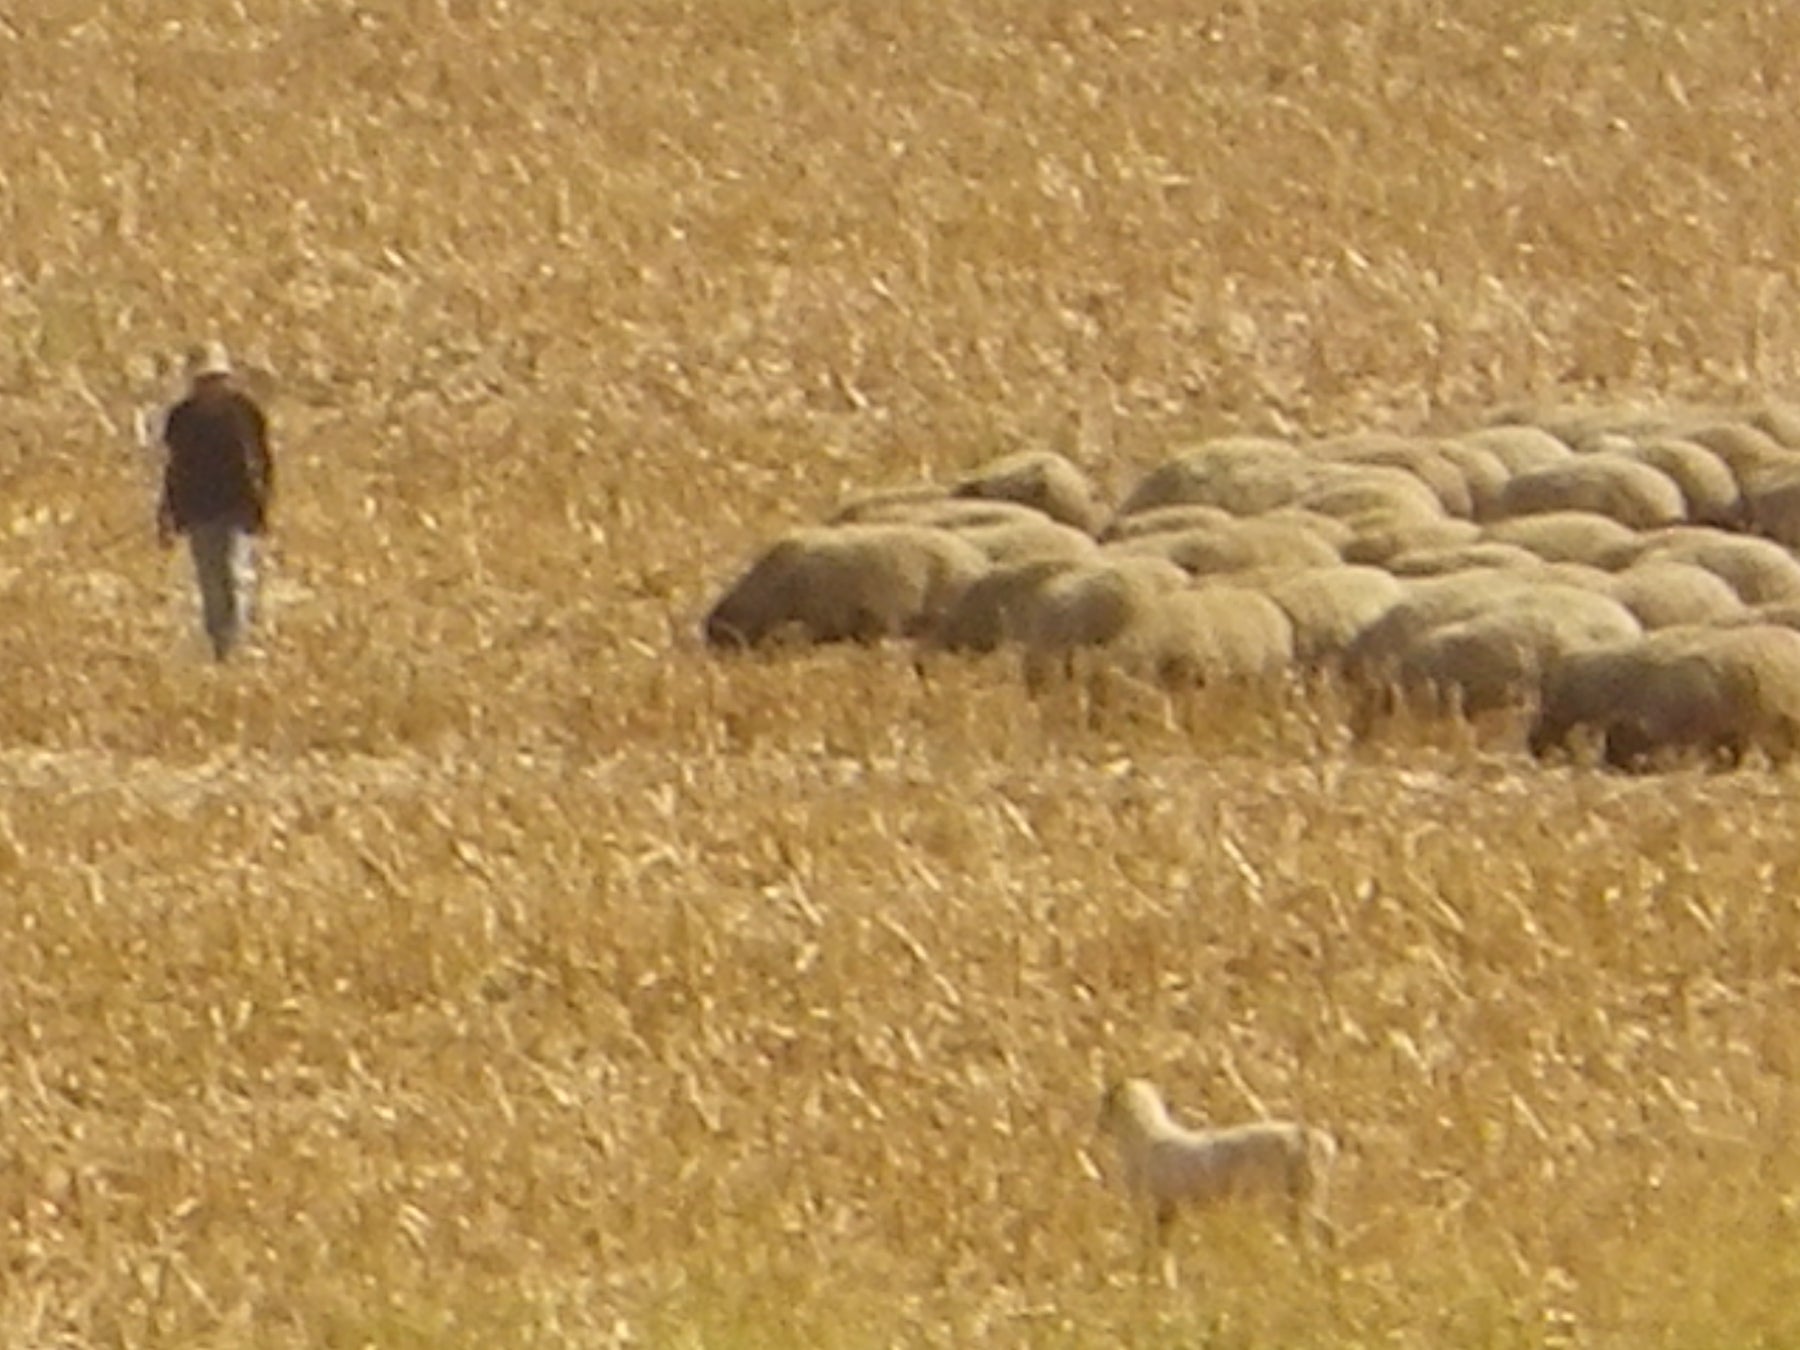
left=705, top=402, right=1800, bottom=769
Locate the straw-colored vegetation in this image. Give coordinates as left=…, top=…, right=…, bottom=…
left=7, top=1, right=1800, bottom=1345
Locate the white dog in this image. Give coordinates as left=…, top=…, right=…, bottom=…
left=1097, top=1078, right=1337, bottom=1249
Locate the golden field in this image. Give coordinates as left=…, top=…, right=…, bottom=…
left=6, top=1, right=1800, bottom=1344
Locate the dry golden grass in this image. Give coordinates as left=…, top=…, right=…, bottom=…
left=8, top=1, right=1800, bottom=1344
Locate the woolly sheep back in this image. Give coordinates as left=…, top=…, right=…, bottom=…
left=953, top=517, right=1100, bottom=566
left=1497, top=454, right=1687, bottom=529
left=953, top=449, right=1107, bottom=532
left=1318, top=433, right=1476, bottom=518
left=1532, top=624, right=1800, bottom=769
left=1681, top=421, right=1797, bottom=492
left=1615, top=437, right=1744, bottom=527
left=1104, top=516, right=1341, bottom=577
left=922, top=557, right=1080, bottom=654
left=1605, top=561, right=1748, bottom=630
left=1100, top=504, right=1237, bottom=542
left=1624, top=528, right=1800, bottom=604
left=704, top=524, right=990, bottom=649
left=1386, top=541, right=1544, bottom=578
left=1340, top=516, right=1481, bottom=567
left=1481, top=511, right=1640, bottom=567
left=1133, top=587, right=1296, bottom=684
left=1117, top=438, right=1303, bottom=516
left=1019, top=557, right=1188, bottom=654
left=1393, top=587, right=1643, bottom=715
left=1264, top=565, right=1405, bottom=666
left=1455, top=426, right=1572, bottom=476
left=1434, top=440, right=1513, bottom=521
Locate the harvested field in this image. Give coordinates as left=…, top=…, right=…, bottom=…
left=8, top=1, right=1800, bottom=1345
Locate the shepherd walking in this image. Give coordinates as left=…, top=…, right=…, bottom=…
left=157, top=342, right=274, bottom=659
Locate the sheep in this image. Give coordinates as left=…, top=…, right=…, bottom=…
left=1346, top=571, right=1544, bottom=680
left=1317, top=432, right=1475, bottom=518
left=1017, top=557, right=1188, bottom=687
left=1392, top=587, right=1642, bottom=716
left=1099, top=503, right=1237, bottom=542
left=1103, top=516, right=1341, bottom=577
left=704, top=524, right=989, bottom=649
left=921, top=557, right=1079, bottom=655
left=953, top=449, right=1107, bottom=533
left=1621, top=527, right=1800, bottom=605
left=1612, top=437, right=1744, bottom=528
left=1116, top=437, right=1303, bottom=516
left=1531, top=624, right=1800, bottom=770
left=1749, top=402, right=1800, bottom=450
left=1743, top=466, right=1800, bottom=549
left=1385, top=541, right=1545, bottom=578
left=1481, top=511, right=1640, bottom=568
left=953, top=517, right=1099, bottom=566
left=1496, top=454, right=1687, bottom=529
left=1096, top=1079, right=1337, bottom=1251
left=1264, top=565, right=1405, bottom=667
left=1339, top=516, right=1481, bottom=567
left=1604, top=561, right=1747, bottom=630
left=1680, top=421, right=1798, bottom=493
left=1294, top=463, right=1447, bottom=524
left=1493, top=402, right=1677, bottom=449
left=1132, top=587, right=1296, bottom=685
left=1433, top=439, right=1512, bottom=521
left=1454, top=425, right=1572, bottom=476
left=1101, top=504, right=1351, bottom=550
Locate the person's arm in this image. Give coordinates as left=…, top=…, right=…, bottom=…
left=244, top=399, right=274, bottom=532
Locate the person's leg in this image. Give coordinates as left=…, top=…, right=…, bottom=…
left=188, top=520, right=249, bottom=659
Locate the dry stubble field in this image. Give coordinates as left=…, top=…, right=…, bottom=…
left=6, top=1, right=1800, bottom=1345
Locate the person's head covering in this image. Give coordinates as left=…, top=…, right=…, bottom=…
left=185, top=340, right=234, bottom=382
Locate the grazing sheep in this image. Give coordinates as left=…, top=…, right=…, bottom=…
left=1497, top=454, right=1687, bottom=529
left=1346, top=571, right=1542, bottom=681
left=1614, top=437, right=1744, bottom=528
left=1434, top=440, right=1512, bottom=521
left=1531, top=624, right=1800, bottom=769
left=953, top=449, right=1107, bottom=532
left=1481, top=511, right=1640, bottom=568
left=1134, top=587, right=1296, bottom=684
left=1018, top=557, right=1188, bottom=685
left=1318, top=433, right=1475, bottom=518
left=1385, top=541, right=1544, bottom=578
left=1099, top=503, right=1238, bottom=542
left=1741, top=601, right=1800, bottom=632
left=1749, top=403, right=1800, bottom=450
left=1295, top=464, right=1447, bottom=524
left=1622, top=528, right=1800, bottom=605
left=1455, top=425, right=1572, bottom=476
left=922, top=557, right=1079, bottom=654
left=158, top=341, right=274, bottom=660
left=1262, top=566, right=1405, bottom=667
left=1116, top=438, right=1303, bottom=517
left=1681, top=421, right=1797, bottom=492
left=1495, top=402, right=1677, bottom=449
left=1743, top=466, right=1800, bottom=550
left=1105, top=516, right=1341, bottom=577
left=954, top=517, right=1099, bottom=566
left=1393, top=587, right=1642, bottom=716
left=1605, top=561, right=1747, bottom=630
left=704, top=524, right=988, bottom=649
left=1097, top=1079, right=1336, bottom=1248
left=1340, top=516, right=1481, bottom=567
